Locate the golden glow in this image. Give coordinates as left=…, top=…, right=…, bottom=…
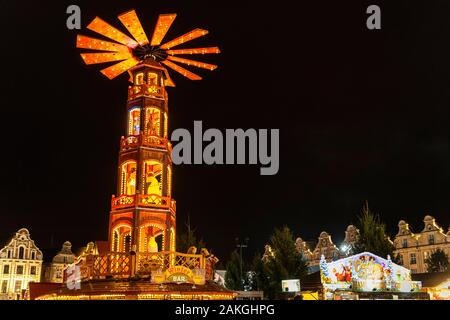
left=100, top=57, right=140, bottom=79
left=118, top=10, right=149, bottom=46
left=87, top=17, right=139, bottom=48
left=128, top=108, right=141, bottom=135
left=143, top=160, right=162, bottom=196
left=161, top=60, right=202, bottom=80
left=166, top=47, right=221, bottom=55
left=167, top=56, right=217, bottom=71
left=160, top=28, right=209, bottom=50
left=150, top=14, right=177, bottom=46
left=76, top=35, right=130, bottom=52
left=80, top=52, right=132, bottom=65
left=144, top=107, right=160, bottom=136
left=163, top=69, right=176, bottom=87
left=121, top=161, right=137, bottom=195
left=135, top=73, right=144, bottom=85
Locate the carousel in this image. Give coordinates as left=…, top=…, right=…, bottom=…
left=320, top=252, right=428, bottom=300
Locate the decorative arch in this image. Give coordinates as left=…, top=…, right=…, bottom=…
left=111, top=223, right=132, bottom=252
left=138, top=222, right=166, bottom=253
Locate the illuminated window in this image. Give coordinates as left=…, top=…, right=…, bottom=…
left=143, top=161, right=162, bottom=195
left=410, top=253, right=417, bottom=265
left=128, top=107, right=141, bottom=136
left=1, top=281, right=7, bottom=293
left=18, top=247, right=24, bottom=259
left=3, top=265, right=9, bottom=274
left=16, top=265, right=24, bottom=275
left=402, top=239, right=408, bottom=248
left=14, top=280, right=22, bottom=293
left=147, top=72, right=158, bottom=86
left=121, top=161, right=137, bottom=195
left=30, top=266, right=36, bottom=275
left=145, top=108, right=160, bottom=136
left=135, top=73, right=144, bottom=85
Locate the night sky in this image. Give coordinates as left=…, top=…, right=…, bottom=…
left=1, top=0, right=450, bottom=263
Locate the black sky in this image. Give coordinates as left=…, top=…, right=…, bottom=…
left=1, top=0, right=450, bottom=263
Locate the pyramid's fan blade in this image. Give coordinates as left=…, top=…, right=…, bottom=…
left=80, top=52, right=132, bottom=65
left=161, top=60, right=202, bottom=80
left=160, top=29, right=209, bottom=50
left=76, top=35, right=130, bottom=52
left=167, top=56, right=217, bottom=71
left=166, top=47, right=221, bottom=55
left=100, top=57, right=140, bottom=79
left=118, top=10, right=149, bottom=46
left=150, top=14, right=177, bottom=46
left=87, top=17, right=139, bottom=48
left=163, top=69, right=176, bottom=87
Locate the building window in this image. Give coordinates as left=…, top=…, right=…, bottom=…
left=3, top=265, right=10, bottom=274
left=398, top=254, right=403, bottom=265
left=16, top=265, right=24, bottom=275
left=18, top=247, right=25, bottom=259
left=1, top=280, right=7, bottom=293
left=31, top=251, right=35, bottom=260
left=7, top=250, right=11, bottom=259
left=30, top=266, right=36, bottom=275
left=402, top=239, right=408, bottom=248
left=14, top=280, right=22, bottom=293
left=410, top=253, right=417, bottom=265
left=428, top=234, right=435, bottom=245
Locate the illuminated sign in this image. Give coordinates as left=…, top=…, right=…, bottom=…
left=151, top=266, right=206, bottom=285
left=281, top=279, right=301, bottom=293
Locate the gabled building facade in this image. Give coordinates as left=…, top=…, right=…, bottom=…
left=393, top=215, right=450, bottom=274
left=0, top=228, right=43, bottom=300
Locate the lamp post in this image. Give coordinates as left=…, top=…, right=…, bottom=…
left=235, top=237, right=249, bottom=291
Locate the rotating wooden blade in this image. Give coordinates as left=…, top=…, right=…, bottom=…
left=100, top=57, right=140, bottom=79
left=118, top=10, right=149, bottom=46
left=161, top=60, right=202, bottom=80
left=160, top=29, right=209, bottom=50
left=150, top=14, right=177, bottom=46
left=167, top=56, right=217, bottom=71
left=166, top=47, right=221, bottom=55
left=76, top=35, right=130, bottom=52
left=163, top=69, right=176, bottom=87
left=87, top=17, right=139, bottom=48
left=80, top=52, right=132, bottom=65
